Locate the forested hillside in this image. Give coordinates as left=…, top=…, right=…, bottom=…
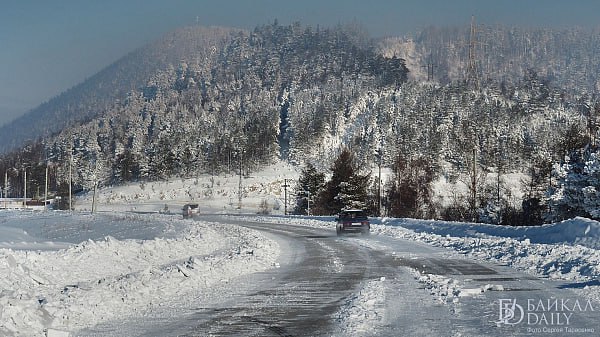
left=0, top=22, right=407, bottom=196
left=1, top=21, right=599, bottom=224
left=381, top=24, right=600, bottom=94
left=0, top=26, right=237, bottom=153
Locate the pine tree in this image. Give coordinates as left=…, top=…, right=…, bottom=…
left=314, top=148, right=371, bottom=215
left=387, top=155, right=435, bottom=219
left=549, top=145, right=600, bottom=221
left=293, top=162, right=325, bottom=215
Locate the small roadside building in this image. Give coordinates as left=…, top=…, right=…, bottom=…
left=0, top=198, right=51, bottom=210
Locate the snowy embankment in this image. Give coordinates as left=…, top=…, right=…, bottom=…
left=391, top=216, right=600, bottom=249
left=377, top=217, right=600, bottom=282
left=75, top=163, right=299, bottom=215
left=377, top=217, right=600, bottom=315
left=332, top=277, right=387, bottom=337
left=0, top=211, right=279, bottom=337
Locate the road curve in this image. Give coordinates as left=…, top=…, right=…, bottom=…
left=180, top=216, right=599, bottom=337
left=80, top=215, right=600, bottom=336
left=181, top=218, right=391, bottom=336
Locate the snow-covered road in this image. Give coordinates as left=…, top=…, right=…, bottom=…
left=93, top=214, right=597, bottom=337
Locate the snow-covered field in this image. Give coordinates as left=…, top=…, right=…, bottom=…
left=0, top=211, right=279, bottom=337
left=2, top=162, right=600, bottom=336
left=76, top=163, right=300, bottom=215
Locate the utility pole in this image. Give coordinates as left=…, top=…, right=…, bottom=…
left=306, top=189, right=311, bottom=216
left=421, top=61, right=436, bottom=81
left=228, top=149, right=232, bottom=174
left=23, top=169, right=27, bottom=209
left=282, top=179, right=289, bottom=215
left=92, top=180, right=97, bottom=214
left=378, top=157, right=382, bottom=217
left=471, top=147, right=477, bottom=222
left=91, top=159, right=99, bottom=214
left=4, top=171, right=7, bottom=209
left=496, top=164, right=502, bottom=225
left=69, top=153, right=73, bottom=212
left=44, top=164, right=49, bottom=211
left=238, top=151, right=243, bottom=210
left=375, top=147, right=383, bottom=217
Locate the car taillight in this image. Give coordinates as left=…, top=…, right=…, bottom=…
left=362, top=221, right=369, bottom=225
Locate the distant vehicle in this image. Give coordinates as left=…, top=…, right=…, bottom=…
left=182, top=203, right=199, bottom=219
left=335, top=209, right=370, bottom=236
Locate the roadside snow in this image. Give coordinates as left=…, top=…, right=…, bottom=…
left=4, top=160, right=597, bottom=336
left=375, top=217, right=600, bottom=283
left=387, top=216, right=600, bottom=249
left=0, top=211, right=279, bottom=337
left=332, top=277, right=387, bottom=337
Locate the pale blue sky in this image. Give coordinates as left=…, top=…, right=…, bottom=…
left=1, top=0, right=599, bottom=126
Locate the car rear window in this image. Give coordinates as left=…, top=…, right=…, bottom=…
left=340, top=211, right=367, bottom=219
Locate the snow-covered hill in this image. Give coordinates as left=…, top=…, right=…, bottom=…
left=2, top=21, right=597, bottom=227
left=75, top=162, right=300, bottom=215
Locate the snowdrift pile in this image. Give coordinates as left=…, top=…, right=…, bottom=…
left=378, top=217, right=600, bottom=282
left=0, top=212, right=279, bottom=337
left=388, top=216, right=600, bottom=249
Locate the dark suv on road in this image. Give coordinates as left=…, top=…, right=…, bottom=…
left=182, top=203, right=199, bottom=219
left=335, top=209, right=370, bottom=236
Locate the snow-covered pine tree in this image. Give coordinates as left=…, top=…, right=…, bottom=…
left=314, top=148, right=371, bottom=215
left=293, top=162, right=325, bottom=215
left=549, top=145, right=600, bottom=221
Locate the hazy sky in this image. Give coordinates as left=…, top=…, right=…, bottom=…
left=1, top=0, right=599, bottom=127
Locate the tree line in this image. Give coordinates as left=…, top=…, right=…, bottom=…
left=294, top=134, right=600, bottom=226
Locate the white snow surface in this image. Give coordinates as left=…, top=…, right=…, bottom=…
left=75, top=162, right=300, bottom=215
left=332, top=277, right=387, bottom=337
left=0, top=211, right=279, bottom=337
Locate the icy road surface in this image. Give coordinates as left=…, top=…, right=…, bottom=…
left=84, top=215, right=599, bottom=337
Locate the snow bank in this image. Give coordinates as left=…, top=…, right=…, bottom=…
left=376, top=218, right=600, bottom=283
left=0, top=212, right=279, bottom=337
left=383, top=216, right=600, bottom=249
left=373, top=218, right=600, bottom=310
left=333, top=277, right=387, bottom=336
